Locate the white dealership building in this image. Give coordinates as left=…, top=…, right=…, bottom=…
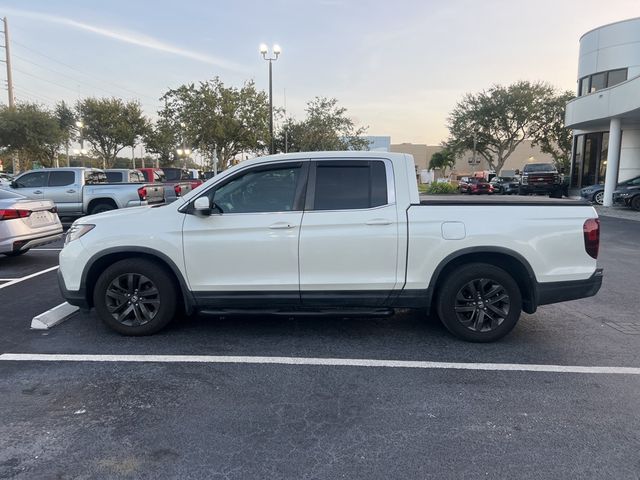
left=565, top=17, right=640, bottom=205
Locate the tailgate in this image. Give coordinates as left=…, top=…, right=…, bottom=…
left=145, top=184, right=165, bottom=204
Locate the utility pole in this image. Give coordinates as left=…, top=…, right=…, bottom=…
left=2, top=17, right=17, bottom=173
left=3, top=17, right=14, bottom=109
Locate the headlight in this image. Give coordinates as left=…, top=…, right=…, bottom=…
left=65, top=224, right=95, bottom=245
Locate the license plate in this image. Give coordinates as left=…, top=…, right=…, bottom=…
left=30, top=212, right=51, bottom=226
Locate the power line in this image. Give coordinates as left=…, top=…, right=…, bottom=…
left=11, top=39, right=158, bottom=102
left=12, top=53, right=120, bottom=98
left=12, top=66, right=86, bottom=94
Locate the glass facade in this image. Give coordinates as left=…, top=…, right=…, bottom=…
left=578, top=68, right=628, bottom=96
left=570, top=132, right=610, bottom=188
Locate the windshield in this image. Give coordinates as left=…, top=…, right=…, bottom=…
left=524, top=164, right=556, bottom=173
left=163, top=169, right=188, bottom=181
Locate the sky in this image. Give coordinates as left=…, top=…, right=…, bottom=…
left=0, top=0, right=639, bottom=145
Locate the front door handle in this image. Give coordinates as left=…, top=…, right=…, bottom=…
left=66, top=189, right=76, bottom=193
left=33, top=190, right=43, bottom=194
left=366, top=218, right=392, bottom=226
left=269, top=222, right=295, bottom=230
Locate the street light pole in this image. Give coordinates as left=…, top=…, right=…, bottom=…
left=260, top=44, right=281, bottom=155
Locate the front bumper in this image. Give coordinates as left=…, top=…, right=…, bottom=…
left=536, top=268, right=603, bottom=307
left=58, top=269, right=90, bottom=310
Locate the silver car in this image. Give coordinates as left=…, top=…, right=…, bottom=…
left=0, top=189, right=63, bottom=256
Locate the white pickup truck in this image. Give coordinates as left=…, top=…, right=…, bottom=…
left=58, top=152, right=602, bottom=342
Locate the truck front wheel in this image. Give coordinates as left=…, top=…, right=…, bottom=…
left=436, top=263, right=522, bottom=342
left=93, top=259, right=177, bottom=335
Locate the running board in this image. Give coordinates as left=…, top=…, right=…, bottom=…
left=198, top=308, right=395, bottom=318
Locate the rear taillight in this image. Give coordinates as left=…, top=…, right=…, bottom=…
left=583, top=218, right=600, bottom=259
left=174, top=185, right=182, bottom=196
left=0, top=209, right=31, bottom=221
left=137, top=186, right=147, bottom=201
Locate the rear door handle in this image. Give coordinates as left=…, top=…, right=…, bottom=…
left=366, top=218, right=392, bottom=226
left=66, top=189, right=76, bottom=193
left=33, top=190, right=43, bottom=194
left=269, top=222, right=295, bottom=230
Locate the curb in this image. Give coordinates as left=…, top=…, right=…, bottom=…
left=31, top=302, right=79, bottom=330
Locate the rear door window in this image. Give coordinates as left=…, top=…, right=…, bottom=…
left=48, top=171, right=75, bottom=186
left=311, top=160, right=388, bottom=211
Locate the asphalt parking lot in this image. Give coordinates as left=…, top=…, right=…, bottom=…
left=1, top=216, right=639, bottom=479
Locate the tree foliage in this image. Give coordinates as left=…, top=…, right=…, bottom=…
left=76, top=97, right=147, bottom=168
left=530, top=90, right=574, bottom=172
left=0, top=103, right=65, bottom=169
left=142, top=119, right=179, bottom=167
left=428, top=149, right=456, bottom=174
left=160, top=77, right=269, bottom=171
left=275, top=97, right=369, bottom=153
left=445, top=81, right=559, bottom=173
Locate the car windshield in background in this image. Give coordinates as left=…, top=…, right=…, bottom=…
left=163, top=169, right=188, bottom=181
left=0, top=189, right=25, bottom=199
left=524, top=164, right=556, bottom=173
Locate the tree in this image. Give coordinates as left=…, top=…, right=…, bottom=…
left=428, top=149, right=456, bottom=174
left=76, top=97, right=147, bottom=168
left=275, top=97, right=369, bottom=152
left=531, top=90, right=574, bottom=172
left=445, top=81, right=555, bottom=173
left=0, top=103, right=64, bottom=169
left=54, top=101, right=77, bottom=166
left=159, top=78, right=270, bottom=172
left=142, top=119, right=179, bottom=167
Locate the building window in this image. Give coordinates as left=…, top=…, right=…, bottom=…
left=570, top=132, right=610, bottom=188
left=578, top=68, right=628, bottom=96
left=607, top=69, right=627, bottom=88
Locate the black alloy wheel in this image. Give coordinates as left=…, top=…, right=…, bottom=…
left=436, top=263, right=522, bottom=342
left=105, top=273, right=160, bottom=327
left=94, top=258, right=177, bottom=335
left=453, top=278, right=509, bottom=332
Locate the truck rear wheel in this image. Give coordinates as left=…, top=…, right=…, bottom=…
left=93, top=259, right=177, bottom=335
left=631, top=196, right=640, bottom=211
left=90, top=202, right=116, bottom=215
left=436, top=263, right=522, bottom=342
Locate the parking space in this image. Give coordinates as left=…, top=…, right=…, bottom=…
left=1, top=217, right=639, bottom=479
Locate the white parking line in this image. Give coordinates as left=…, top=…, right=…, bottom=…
left=0, top=266, right=59, bottom=290
left=1, top=353, right=639, bottom=375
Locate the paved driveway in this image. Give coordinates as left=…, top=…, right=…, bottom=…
left=1, top=217, right=639, bottom=479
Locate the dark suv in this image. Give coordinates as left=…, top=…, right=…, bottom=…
left=518, top=163, right=563, bottom=196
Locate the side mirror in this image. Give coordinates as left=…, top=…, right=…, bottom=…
left=10, top=180, right=17, bottom=189
left=193, top=196, right=212, bottom=216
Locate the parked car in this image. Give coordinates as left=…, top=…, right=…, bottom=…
left=0, top=188, right=62, bottom=256
left=138, top=168, right=192, bottom=203
left=518, top=163, right=563, bottom=196
left=8, top=168, right=161, bottom=217
left=458, top=177, right=494, bottom=194
left=59, top=151, right=602, bottom=343
left=490, top=176, right=519, bottom=195
left=104, top=169, right=165, bottom=204
left=0, top=172, right=13, bottom=187
left=613, top=179, right=640, bottom=210
left=582, top=175, right=640, bottom=205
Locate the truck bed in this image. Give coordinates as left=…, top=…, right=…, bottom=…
left=419, top=195, right=590, bottom=206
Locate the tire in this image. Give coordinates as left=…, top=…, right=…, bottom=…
left=435, top=263, right=522, bottom=342
left=518, top=186, right=527, bottom=196
left=631, top=195, right=640, bottom=211
left=593, top=191, right=604, bottom=205
left=3, top=248, right=30, bottom=257
left=90, top=202, right=116, bottom=215
left=93, top=258, right=177, bottom=335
